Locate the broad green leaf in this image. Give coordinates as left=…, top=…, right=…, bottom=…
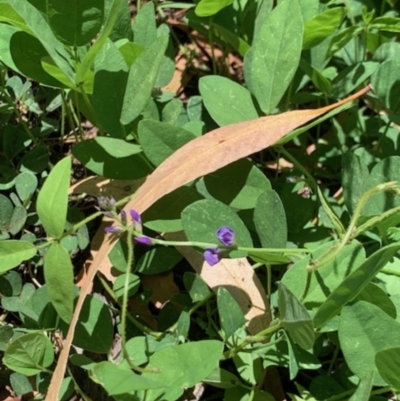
left=339, top=301, right=400, bottom=386
left=254, top=190, right=287, bottom=248
left=233, top=351, right=263, bottom=385
left=6, top=0, right=75, bottom=84
left=36, top=156, right=71, bottom=239
left=181, top=199, right=253, bottom=258
left=278, top=283, right=314, bottom=350
left=0, top=2, right=31, bottom=33
left=0, top=271, right=22, bottom=296
left=204, top=368, right=241, bottom=389
left=10, top=31, right=67, bottom=87
left=132, top=1, right=157, bottom=47
left=94, top=137, right=142, bottom=158
left=314, top=242, right=400, bottom=329
left=93, top=39, right=128, bottom=138
left=281, top=240, right=365, bottom=308
left=341, top=152, right=369, bottom=216
left=372, top=59, right=400, bottom=113
left=142, top=340, right=224, bottom=400
left=123, top=336, right=148, bottom=367
left=142, top=186, right=203, bottom=233
left=195, top=0, right=234, bottom=17
left=348, top=372, right=374, bottom=401
left=113, top=273, right=140, bottom=301
left=15, top=171, right=37, bottom=202
left=0, top=240, right=37, bottom=273
left=204, top=159, right=271, bottom=210
left=370, top=16, right=400, bottom=33
left=375, top=347, right=400, bottom=389
left=303, top=7, right=346, bottom=50
left=217, top=287, right=246, bottom=339
left=138, top=120, right=196, bottom=166
left=200, top=76, right=258, bottom=126
left=9, top=206, right=27, bottom=235
left=76, top=0, right=123, bottom=85
left=118, top=41, right=145, bottom=66
left=326, top=26, right=363, bottom=58
left=46, top=0, right=104, bottom=46
left=10, top=372, right=33, bottom=396
left=105, top=0, right=132, bottom=41
left=0, top=24, right=20, bottom=72
left=3, top=332, right=54, bottom=375
left=136, top=247, right=182, bottom=274
left=121, top=35, right=169, bottom=124
left=357, top=282, right=396, bottom=318
left=183, top=272, right=212, bottom=302
left=0, top=194, right=13, bottom=232
left=72, top=139, right=151, bottom=180
left=244, top=0, right=303, bottom=114
left=44, top=243, right=74, bottom=323
left=91, top=361, right=163, bottom=394
left=66, top=294, right=113, bottom=354
left=155, top=23, right=175, bottom=87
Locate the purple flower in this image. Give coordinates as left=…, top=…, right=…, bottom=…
left=120, top=210, right=127, bottom=225
left=130, top=209, right=141, bottom=224
left=135, top=235, right=153, bottom=245
left=104, top=225, right=122, bottom=234
left=216, top=226, right=235, bottom=247
left=97, top=196, right=116, bottom=211
left=204, top=248, right=220, bottom=266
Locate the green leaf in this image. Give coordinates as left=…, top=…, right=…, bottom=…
left=210, top=22, right=250, bottom=57
left=342, top=152, right=369, bottom=216
left=43, top=243, right=74, bottom=323
left=357, top=282, right=396, bottom=318
left=313, top=242, right=400, bottom=328
left=372, top=59, right=400, bottom=113
left=113, top=273, right=140, bottom=301
left=199, top=76, right=258, bottom=126
left=339, top=301, right=400, bottom=386
left=204, top=159, right=271, bottom=210
left=120, top=35, right=169, bottom=125
left=15, top=171, right=38, bottom=202
left=326, top=26, right=363, bottom=58
left=10, top=372, right=33, bottom=396
left=91, top=361, right=163, bottom=394
left=204, top=367, right=241, bottom=389
left=46, top=0, right=104, bottom=46
left=9, top=31, right=68, bottom=87
left=9, top=205, right=27, bottom=235
left=93, top=39, right=128, bottom=138
left=36, top=156, right=71, bottom=239
left=105, top=0, right=132, bottom=42
left=138, top=120, right=196, bottom=166
left=278, top=283, right=315, bottom=350
left=183, top=272, right=212, bottom=302
left=142, top=340, right=224, bottom=400
left=303, top=7, right=346, bottom=50
left=375, top=347, right=400, bottom=389
left=217, top=287, right=246, bottom=339
left=370, top=16, right=400, bottom=33
left=0, top=240, right=37, bottom=273
left=76, top=0, right=124, bottom=85
left=3, top=332, right=54, bottom=376
left=254, top=190, right=287, bottom=248
left=67, top=294, right=113, bottom=354
left=348, top=372, right=374, bottom=401
left=281, top=240, right=365, bottom=307
left=0, top=271, right=22, bottom=296
left=181, top=199, right=253, bottom=258
left=299, top=59, right=333, bottom=95
left=136, top=247, right=182, bottom=274
left=6, top=0, right=75, bottom=84
left=132, top=1, right=157, bottom=47
left=72, top=139, right=151, bottom=180
left=244, top=0, right=303, bottom=114
left=195, top=0, right=234, bottom=17
left=0, top=194, right=13, bottom=232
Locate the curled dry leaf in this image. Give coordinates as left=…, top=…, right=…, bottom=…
left=46, top=85, right=370, bottom=401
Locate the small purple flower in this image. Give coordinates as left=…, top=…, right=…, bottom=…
left=217, top=226, right=235, bottom=247
left=97, top=196, right=116, bottom=211
left=130, top=209, right=141, bottom=224
left=135, top=235, right=153, bottom=245
left=204, top=248, right=220, bottom=266
left=104, top=225, right=122, bottom=234
left=120, top=210, right=127, bottom=225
